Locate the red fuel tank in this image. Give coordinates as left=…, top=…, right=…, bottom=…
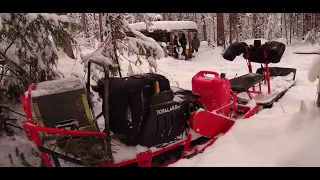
left=192, top=71, right=230, bottom=114
left=190, top=71, right=232, bottom=137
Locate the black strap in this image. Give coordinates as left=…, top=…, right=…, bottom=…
left=38, top=146, right=84, bottom=166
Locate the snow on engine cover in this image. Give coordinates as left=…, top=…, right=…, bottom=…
left=30, top=77, right=96, bottom=131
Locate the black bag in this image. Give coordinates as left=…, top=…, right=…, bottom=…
left=223, top=41, right=285, bottom=64
left=223, top=42, right=248, bottom=61
left=263, top=41, right=286, bottom=63
left=106, top=73, right=170, bottom=145
left=246, top=46, right=266, bottom=63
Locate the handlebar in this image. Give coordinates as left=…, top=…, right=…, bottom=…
left=86, top=59, right=110, bottom=133
left=193, top=71, right=220, bottom=79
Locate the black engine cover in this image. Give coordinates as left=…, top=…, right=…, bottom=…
left=94, top=73, right=190, bottom=147
left=140, top=92, right=186, bottom=147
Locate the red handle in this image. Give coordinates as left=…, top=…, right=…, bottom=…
left=194, top=71, right=219, bottom=79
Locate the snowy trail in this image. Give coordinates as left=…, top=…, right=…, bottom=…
left=2, top=40, right=320, bottom=167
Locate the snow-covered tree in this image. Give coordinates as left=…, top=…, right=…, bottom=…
left=81, top=13, right=164, bottom=80
left=0, top=13, right=73, bottom=102
left=67, top=13, right=100, bottom=51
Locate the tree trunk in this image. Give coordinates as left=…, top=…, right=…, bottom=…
left=216, top=13, right=225, bottom=46
left=201, top=14, right=207, bottom=41
left=295, top=13, right=299, bottom=36
left=212, top=13, right=216, bottom=44
left=315, top=13, right=320, bottom=31
left=167, top=13, right=173, bottom=21
left=99, top=13, right=103, bottom=42
left=303, top=13, right=312, bottom=36
left=57, top=13, right=75, bottom=59
left=229, top=13, right=232, bottom=44
left=81, top=13, right=87, bottom=32
left=162, top=13, right=166, bottom=21
left=280, top=13, right=283, bottom=36
left=252, top=13, right=257, bottom=38
left=284, top=14, right=288, bottom=44
left=312, top=13, right=315, bottom=29
left=302, top=13, right=306, bottom=36
left=179, top=13, right=182, bottom=21
left=289, top=13, right=293, bottom=44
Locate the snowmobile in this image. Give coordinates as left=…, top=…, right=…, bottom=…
left=21, top=59, right=259, bottom=167
left=223, top=40, right=297, bottom=108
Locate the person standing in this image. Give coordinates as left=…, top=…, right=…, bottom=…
left=173, top=35, right=180, bottom=59
left=179, top=33, right=187, bottom=56
left=161, top=32, right=167, bottom=43
left=191, top=33, right=200, bottom=53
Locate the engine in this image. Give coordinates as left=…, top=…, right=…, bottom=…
left=93, top=73, right=191, bottom=148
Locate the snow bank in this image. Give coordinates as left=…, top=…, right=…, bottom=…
left=30, top=77, right=84, bottom=97
left=308, top=55, right=320, bottom=82
left=129, top=21, right=198, bottom=32
left=171, top=100, right=320, bottom=167
left=200, top=41, right=209, bottom=48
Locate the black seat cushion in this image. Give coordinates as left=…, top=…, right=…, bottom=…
left=256, top=67, right=297, bottom=80
left=230, top=73, right=264, bottom=93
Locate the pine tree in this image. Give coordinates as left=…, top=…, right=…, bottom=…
left=0, top=13, right=75, bottom=103
left=81, top=13, right=164, bottom=79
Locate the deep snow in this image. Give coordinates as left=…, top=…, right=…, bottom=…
left=2, top=40, right=320, bottom=167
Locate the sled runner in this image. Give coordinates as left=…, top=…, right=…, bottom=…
left=223, top=40, right=297, bottom=108
left=21, top=60, right=258, bottom=167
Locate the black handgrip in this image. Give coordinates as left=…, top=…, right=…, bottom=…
left=86, top=59, right=110, bottom=132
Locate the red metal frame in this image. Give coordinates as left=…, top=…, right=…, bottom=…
left=21, top=84, right=107, bottom=167
left=21, top=82, right=258, bottom=167
left=244, top=46, right=271, bottom=95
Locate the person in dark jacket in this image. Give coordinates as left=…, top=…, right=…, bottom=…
left=161, top=32, right=167, bottom=43
left=191, top=33, right=200, bottom=53
left=179, top=33, right=187, bottom=56
left=173, top=35, right=180, bottom=59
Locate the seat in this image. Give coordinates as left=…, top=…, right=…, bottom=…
left=256, top=67, right=297, bottom=80
left=230, top=73, right=264, bottom=93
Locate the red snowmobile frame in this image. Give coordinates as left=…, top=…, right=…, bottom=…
left=228, top=44, right=297, bottom=108
left=21, top=60, right=259, bottom=167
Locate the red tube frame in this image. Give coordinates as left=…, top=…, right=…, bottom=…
left=21, top=83, right=258, bottom=167
left=244, top=46, right=271, bottom=94
left=21, top=84, right=107, bottom=167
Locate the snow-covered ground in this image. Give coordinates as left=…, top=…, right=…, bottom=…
left=2, top=40, right=320, bottom=167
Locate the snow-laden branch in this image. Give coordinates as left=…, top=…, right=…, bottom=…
left=0, top=13, right=75, bottom=102
left=81, top=13, right=165, bottom=80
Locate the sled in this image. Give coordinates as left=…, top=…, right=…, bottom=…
left=21, top=60, right=258, bottom=167
left=224, top=40, right=297, bottom=108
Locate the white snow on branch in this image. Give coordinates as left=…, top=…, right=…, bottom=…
left=129, top=29, right=165, bottom=59
left=38, top=13, right=69, bottom=25
left=81, top=47, right=118, bottom=68
left=153, top=14, right=162, bottom=21
left=129, top=21, right=198, bottom=32
left=26, top=13, right=38, bottom=23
